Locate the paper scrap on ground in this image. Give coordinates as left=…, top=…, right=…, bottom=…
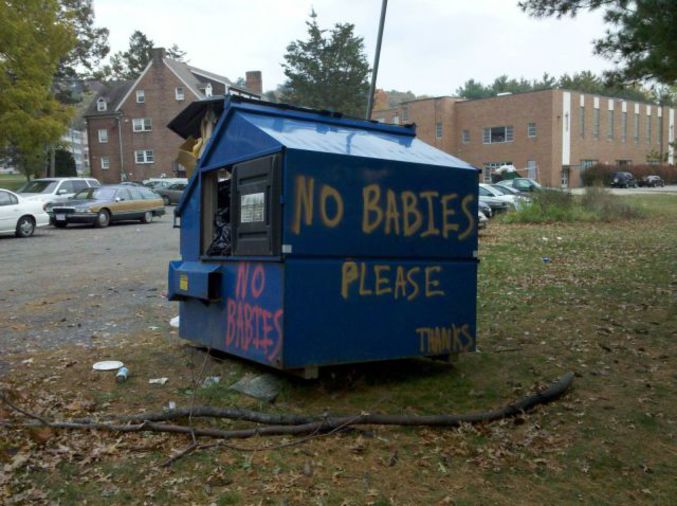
left=149, top=377, right=169, bottom=385
left=170, top=316, right=180, bottom=328
left=229, top=373, right=282, bottom=402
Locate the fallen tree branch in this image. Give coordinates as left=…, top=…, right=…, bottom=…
left=74, top=371, right=575, bottom=428
left=1, top=372, right=574, bottom=440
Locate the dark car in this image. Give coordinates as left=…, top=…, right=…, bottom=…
left=497, top=177, right=542, bottom=193
left=155, top=182, right=187, bottom=205
left=47, top=185, right=165, bottom=228
left=610, top=171, right=637, bottom=188
left=638, top=175, right=664, bottom=187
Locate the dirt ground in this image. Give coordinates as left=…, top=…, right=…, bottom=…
left=0, top=216, right=179, bottom=362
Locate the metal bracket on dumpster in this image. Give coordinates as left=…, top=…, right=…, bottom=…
left=168, top=261, right=221, bottom=302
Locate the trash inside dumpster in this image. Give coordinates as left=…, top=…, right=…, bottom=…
left=167, top=96, right=479, bottom=377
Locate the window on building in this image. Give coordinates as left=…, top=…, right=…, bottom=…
left=435, top=122, right=443, bottom=139
left=633, top=113, right=640, bottom=143
left=136, top=90, right=145, bottom=103
left=482, top=126, right=514, bottom=144
left=392, top=115, right=400, bottom=125
left=646, top=116, right=652, bottom=143
left=527, top=160, right=537, bottom=179
left=100, top=157, right=110, bottom=170
left=617, top=159, right=632, bottom=167
left=593, top=109, right=600, bottom=139
left=621, top=112, right=627, bottom=143
left=579, top=106, right=585, bottom=138
left=134, top=150, right=154, bottom=164
left=96, top=98, right=107, bottom=112
left=657, top=116, right=663, bottom=145
left=580, top=159, right=598, bottom=170
left=607, top=110, right=614, bottom=139
left=132, top=118, right=152, bottom=132
left=205, top=83, right=213, bottom=97
left=527, top=122, right=536, bottom=138
left=402, top=107, right=409, bottom=122
left=97, top=129, right=108, bottom=143
left=175, top=87, right=184, bottom=101
left=462, top=129, right=470, bottom=144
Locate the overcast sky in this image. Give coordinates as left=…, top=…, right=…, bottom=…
left=95, top=0, right=612, bottom=96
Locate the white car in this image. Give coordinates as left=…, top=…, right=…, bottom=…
left=17, top=177, right=100, bottom=208
left=0, top=189, right=50, bottom=237
left=479, top=183, right=529, bottom=209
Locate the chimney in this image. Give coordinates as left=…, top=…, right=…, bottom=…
left=151, top=47, right=165, bottom=63
left=245, top=71, right=262, bottom=96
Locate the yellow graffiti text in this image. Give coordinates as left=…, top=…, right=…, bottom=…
left=417, top=324, right=474, bottom=354
left=341, top=261, right=444, bottom=300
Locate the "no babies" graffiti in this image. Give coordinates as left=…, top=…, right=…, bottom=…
left=225, top=263, right=283, bottom=363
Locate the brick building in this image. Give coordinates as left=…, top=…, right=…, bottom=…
left=85, top=48, right=262, bottom=183
left=374, top=90, right=676, bottom=188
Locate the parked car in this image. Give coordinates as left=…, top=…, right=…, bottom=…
left=155, top=182, right=187, bottom=205
left=479, top=194, right=511, bottom=214
left=478, top=210, right=488, bottom=230
left=144, top=178, right=187, bottom=190
left=610, top=171, right=637, bottom=188
left=17, top=177, right=100, bottom=208
left=0, top=189, right=50, bottom=237
left=478, top=199, right=492, bottom=218
left=497, top=177, right=542, bottom=193
left=638, top=175, right=664, bottom=187
left=47, top=185, right=165, bottom=228
left=480, top=183, right=529, bottom=209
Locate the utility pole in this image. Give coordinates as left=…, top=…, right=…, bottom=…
left=365, top=0, right=388, bottom=120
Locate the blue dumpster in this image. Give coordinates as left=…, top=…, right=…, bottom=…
left=167, top=96, right=479, bottom=377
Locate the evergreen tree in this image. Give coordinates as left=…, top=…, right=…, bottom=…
left=280, top=11, right=370, bottom=116
left=519, top=0, right=677, bottom=85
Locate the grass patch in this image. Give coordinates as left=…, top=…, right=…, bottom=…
left=1, top=194, right=676, bottom=504
left=0, top=174, right=25, bottom=191
left=504, top=186, right=643, bottom=223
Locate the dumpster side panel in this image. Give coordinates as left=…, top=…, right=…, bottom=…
left=282, top=258, right=477, bottom=368
left=282, top=150, right=479, bottom=259
left=179, top=262, right=285, bottom=367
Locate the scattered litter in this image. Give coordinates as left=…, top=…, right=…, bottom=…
left=149, top=377, right=169, bottom=385
left=148, top=326, right=159, bottom=330
left=542, top=257, right=551, bottom=264
left=92, top=360, right=124, bottom=371
left=170, top=316, right=180, bottom=328
left=21, top=358, right=34, bottom=365
left=202, top=376, right=221, bottom=387
left=115, top=367, right=129, bottom=383
left=557, top=236, right=563, bottom=241
left=229, top=373, right=282, bottom=403
left=541, top=236, right=549, bottom=241
left=166, top=401, right=176, bottom=410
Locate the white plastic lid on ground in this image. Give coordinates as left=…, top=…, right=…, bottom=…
left=92, top=360, right=124, bottom=371
left=170, top=316, right=179, bottom=328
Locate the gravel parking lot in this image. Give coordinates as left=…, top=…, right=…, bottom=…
left=0, top=215, right=180, bottom=359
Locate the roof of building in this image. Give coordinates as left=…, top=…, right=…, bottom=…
left=85, top=53, right=257, bottom=118
left=84, top=80, right=134, bottom=116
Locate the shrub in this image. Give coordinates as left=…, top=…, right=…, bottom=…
left=503, top=186, right=642, bottom=223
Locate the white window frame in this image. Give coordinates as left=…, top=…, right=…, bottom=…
left=100, top=157, right=110, bottom=170
left=482, top=126, right=514, bottom=144
left=134, top=150, right=154, bottom=164
left=132, top=118, right=152, bottom=132
left=97, top=129, right=108, bottom=143
left=175, top=87, right=185, bottom=101
left=527, top=122, right=536, bottom=138
left=136, top=90, right=145, bottom=103
left=435, top=122, right=443, bottom=139
left=96, top=98, right=107, bottom=112
left=462, top=129, right=470, bottom=144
